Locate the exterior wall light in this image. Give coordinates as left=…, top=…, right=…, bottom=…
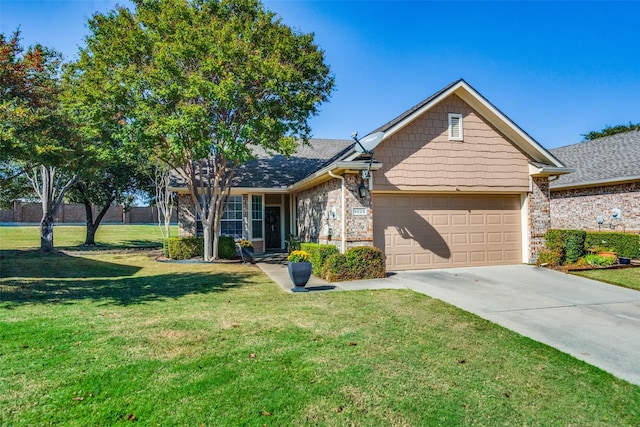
left=358, top=182, right=367, bottom=198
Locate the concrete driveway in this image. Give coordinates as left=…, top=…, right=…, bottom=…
left=340, top=265, right=640, bottom=386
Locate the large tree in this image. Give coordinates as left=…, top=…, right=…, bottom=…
left=72, top=0, right=334, bottom=260
left=0, top=31, right=81, bottom=251
left=582, top=122, right=640, bottom=140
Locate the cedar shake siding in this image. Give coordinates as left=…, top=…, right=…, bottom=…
left=373, top=94, right=530, bottom=192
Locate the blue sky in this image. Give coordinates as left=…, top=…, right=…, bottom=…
left=2, top=0, right=639, bottom=149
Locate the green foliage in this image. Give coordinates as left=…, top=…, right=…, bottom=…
left=72, top=0, right=334, bottom=260
left=322, top=253, right=349, bottom=282
left=581, top=253, right=616, bottom=267
left=300, top=243, right=339, bottom=276
left=287, top=250, right=311, bottom=263
left=345, top=246, right=386, bottom=280
left=563, top=230, right=586, bottom=264
left=162, top=238, right=170, bottom=258
left=322, top=246, right=386, bottom=282
left=585, top=232, right=640, bottom=259
left=582, top=122, right=640, bottom=141
left=543, top=229, right=586, bottom=265
left=536, top=248, right=562, bottom=267
left=217, top=236, right=237, bottom=260
left=285, top=234, right=301, bottom=253
left=167, top=237, right=204, bottom=260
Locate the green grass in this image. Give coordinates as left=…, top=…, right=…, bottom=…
left=572, top=267, right=640, bottom=291
left=1, top=250, right=639, bottom=426
left=0, top=224, right=177, bottom=250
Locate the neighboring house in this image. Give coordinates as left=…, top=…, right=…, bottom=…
left=549, top=130, right=640, bottom=232
left=171, top=79, right=570, bottom=270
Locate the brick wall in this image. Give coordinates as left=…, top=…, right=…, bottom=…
left=528, top=176, right=550, bottom=263
left=550, top=181, right=640, bottom=232
left=296, top=173, right=373, bottom=252
left=0, top=201, right=175, bottom=224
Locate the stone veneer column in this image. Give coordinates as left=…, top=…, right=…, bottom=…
left=344, top=174, right=374, bottom=249
left=177, top=194, right=197, bottom=236
left=528, top=176, right=550, bottom=263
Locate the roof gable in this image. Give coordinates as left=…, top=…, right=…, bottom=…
left=549, top=129, right=640, bottom=189
left=370, top=79, right=564, bottom=168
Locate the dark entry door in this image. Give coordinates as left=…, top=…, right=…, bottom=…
left=265, top=207, right=281, bottom=250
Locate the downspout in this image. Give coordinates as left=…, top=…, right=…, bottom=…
left=328, top=170, right=346, bottom=254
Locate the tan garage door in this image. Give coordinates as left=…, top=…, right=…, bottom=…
left=373, top=194, right=522, bottom=270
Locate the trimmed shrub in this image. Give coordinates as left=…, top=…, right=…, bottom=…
left=321, top=246, right=386, bottom=282
left=322, top=253, right=350, bottom=282
left=536, top=248, right=562, bottom=266
left=217, top=236, right=238, bottom=260
left=300, top=243, right=339, bottom=276
left=543, top=229, right=586, bottom=265
left=563, top=230, right=586, bottom=264
left=344, top=246, right=386, bottom=280
left=585, top=232, right=640, bottom=259
left=167, top=237, right=203, bottom=260
left=162, top=238, right=170, bottom=258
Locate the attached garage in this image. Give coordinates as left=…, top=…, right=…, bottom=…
left=373, top=194, right=523, bottom=270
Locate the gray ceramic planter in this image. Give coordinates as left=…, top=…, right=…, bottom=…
left=288, top=261, right=312, bottom=292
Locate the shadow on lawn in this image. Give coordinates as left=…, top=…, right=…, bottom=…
left=0, top=251, right=253, bottom=306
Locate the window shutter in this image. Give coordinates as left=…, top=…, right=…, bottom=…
left=448, top=113, right=463, bottom=141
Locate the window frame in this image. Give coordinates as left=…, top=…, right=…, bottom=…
left=448, top=113, right=463, bottom=141
left=251, top=194, right=264, bottom=240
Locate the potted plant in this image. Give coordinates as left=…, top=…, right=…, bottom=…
left=287, top=250, right=312, bottom=292
left=239, top=239, right=254, bottom=263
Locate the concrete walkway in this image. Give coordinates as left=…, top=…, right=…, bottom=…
left=258, top=261, right=640, bottom=386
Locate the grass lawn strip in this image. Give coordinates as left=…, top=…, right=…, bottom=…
left=572, top=267, right=640, bottom=291
left=1, top=249, right=639, bottom=425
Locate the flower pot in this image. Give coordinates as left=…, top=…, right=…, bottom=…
left=241, top=247, right=254, bottom=263
left=619, top=257, right=631, bottom=265
left=599, top=251, right=617, bottom=260
left=288, top=261, right=312, bottom=292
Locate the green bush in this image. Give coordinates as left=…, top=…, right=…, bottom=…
left=322, top=246, right=386, bottom=282
left=300, top=243, right=339, bottom=276
left=167, top=236, right=238, bottom=260
left=162, top=238, right=170, bottom=258
left=581, top=253, right=616, bottom=267
left=167, top=237, right=203, bottom=260
left=536, top=248, right=562, bottom=266
left=585, top=232, right=640, bottom=259
left=563, top=230, right=586, bottom=264
left=345, top=246, right=386, bottom=280
left=322, top=253, right=350, bottom=282
left=218, top=236, right=237, bottom=259
left=543, top=229, right=586, bottom=265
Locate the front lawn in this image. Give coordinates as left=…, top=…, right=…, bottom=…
left=572, top=267, right=640, bottom=291
left=1, top=250, right=639, bottom=426
left=0, top=224, right=176, bottom=250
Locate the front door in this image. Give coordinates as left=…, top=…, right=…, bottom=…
left=265, top=206, right=281, bottom=250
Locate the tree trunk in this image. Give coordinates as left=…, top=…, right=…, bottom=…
left=40, top=213, right=55, bottom=252
left=28, top=165, right=77, bottom=253
left=83, top=198, right=113, bottom=245
left=83, top=199, right=96, bottom=245
left=203, top=220, right=213, bottom=261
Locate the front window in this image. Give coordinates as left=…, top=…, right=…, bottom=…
left=251, top=195, right=263, bottom=239
left=220, top=195, right=243, bottom=238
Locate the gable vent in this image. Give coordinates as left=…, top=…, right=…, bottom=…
left=448, top=113, right=463, bottom=141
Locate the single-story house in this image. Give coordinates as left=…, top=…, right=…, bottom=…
left=549, top=130, right=640, bottom=232
left=172, top=79, right=571, bottom=270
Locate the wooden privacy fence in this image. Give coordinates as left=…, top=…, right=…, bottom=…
left=0, top=201, right=177, bottom=224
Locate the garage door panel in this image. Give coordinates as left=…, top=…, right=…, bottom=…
left=374, top=194, right=522, bottom=270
